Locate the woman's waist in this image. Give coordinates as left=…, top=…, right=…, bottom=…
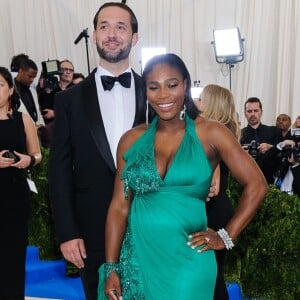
left=131, top=194, right=207, bottom=234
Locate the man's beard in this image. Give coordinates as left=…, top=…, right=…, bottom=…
left=249, top=117, right=259, bottom=125
left=97, top=42, right=132, bottom=63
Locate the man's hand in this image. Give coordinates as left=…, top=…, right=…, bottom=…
left=206, top=182, right=217, bottom=202
left=258, top=142, right=273, bottom=154
left=206, top=165, right=220, bottom=202
left=60, top=238, right=87, bottom=269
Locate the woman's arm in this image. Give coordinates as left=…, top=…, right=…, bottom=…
left=12, top=113, right=42, bottom=169
left=105, top=130, right=139, bottom=263
left=104, top=129, right=143, bottom=300
left=213, top=124, right=268, bottom=239
left=191, top=120, right=267, bottom=251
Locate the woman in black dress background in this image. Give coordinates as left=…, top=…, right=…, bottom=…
left=195, top=84, right=241, bottom=300
left=0, top=67, right=41, bottom=299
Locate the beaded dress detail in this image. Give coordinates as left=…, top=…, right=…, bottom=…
left=98, top=116, right=217, bottom=299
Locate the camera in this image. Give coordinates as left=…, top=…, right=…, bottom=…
left=3, top=150, right=20, bottom=163
left=243, top=140, right=260, bottom=159
left=291, top=128, right=300, bottom=161
left=280, top=128, right=300, bottom=162
left=41, top=59, right=62, bottom=90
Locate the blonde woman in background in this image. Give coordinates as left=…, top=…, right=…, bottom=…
left=196, top=84, right=241, bottom=300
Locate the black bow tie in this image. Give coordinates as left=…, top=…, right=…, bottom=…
left=101, top=72, right=131, bottom=91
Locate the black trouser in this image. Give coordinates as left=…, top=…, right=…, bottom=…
left=79, top=250, right=105, bottom=300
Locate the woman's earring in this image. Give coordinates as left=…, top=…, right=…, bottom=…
left=179, top=104, right=186, bottom=120
left=146, top=100, right=149, bottom=126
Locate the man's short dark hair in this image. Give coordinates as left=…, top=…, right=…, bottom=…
left=244, top=97, right=262, bottom=111
left=93, top=2, right=138, bottom=34
left=10, top=53, right=29, bottom=72
left=19, top=58, right=38, bottom=72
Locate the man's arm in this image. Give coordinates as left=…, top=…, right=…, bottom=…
left=48, top=92, right=79, bottom=243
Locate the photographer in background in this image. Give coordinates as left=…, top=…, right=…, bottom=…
left=38, top=59, right=74, bottom=124
left=276, top=113, right=292, bottom=140
left=274, top=131, right=300, bottom=196
left=241, top=97, right=281, bottom=184
left=38, top=59, right=74, bottom=147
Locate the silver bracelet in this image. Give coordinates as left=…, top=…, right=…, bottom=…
left=217, top=228, right=234, bottom=250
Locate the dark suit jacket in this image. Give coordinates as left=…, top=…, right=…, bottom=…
left=241, top=123, right=281, bottom=184
left=49, top=68, right=146, bottom=255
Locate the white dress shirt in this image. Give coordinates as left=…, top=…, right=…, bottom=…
left=95, top=66, right=136, bottom=166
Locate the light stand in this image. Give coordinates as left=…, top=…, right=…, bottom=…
left=211, top=27, right=244, bottom=90
left=226, top=59, right=239, bottom=91
left=74, top=28, right=91, bottom=74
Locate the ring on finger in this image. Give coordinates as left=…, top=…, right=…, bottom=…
left=205, top=236, right=210, bottom=243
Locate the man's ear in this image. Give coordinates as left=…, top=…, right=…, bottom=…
left=92, top=30, right=97, bottom=45
left=131, top=33, right=139, bottom=47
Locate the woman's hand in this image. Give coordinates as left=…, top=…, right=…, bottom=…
left=11, top=151, right=32, bottom=169
left=188, top=228, right=225, bottom=252
left=105, top=271, right=122, bottom=300
left=0, top=150, right=15, bottom=168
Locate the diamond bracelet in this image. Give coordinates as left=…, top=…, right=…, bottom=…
left=104, top=262, right=119, bottom=279
left=217, top=228, right=234, bottom=250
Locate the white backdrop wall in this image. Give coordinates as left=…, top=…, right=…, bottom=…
left=0, top=0, right=299, bottom=126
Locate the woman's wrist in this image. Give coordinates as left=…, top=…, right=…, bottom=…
left=28, top=155, right=36, bottom=168
left=28, top=153, right=42, bottom=168
left=104, top=262, right=119, bottom=279
left=217, top=228, right=234, bottom=250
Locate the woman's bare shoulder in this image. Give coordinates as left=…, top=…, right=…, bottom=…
left=194, top=116, right=236, bottom=151
left=118, top=123, right=148, bottom=153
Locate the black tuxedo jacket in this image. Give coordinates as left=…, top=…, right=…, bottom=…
left=49, top=68, right=146, bottom=255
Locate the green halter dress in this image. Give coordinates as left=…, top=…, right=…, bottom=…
left=98, top=115, right=216, bottom=299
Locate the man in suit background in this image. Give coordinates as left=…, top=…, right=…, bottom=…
left=241, top=97, right=281, bottom=184
left=14, top=58, right=45, bottom=128
left=49, top=3, right=146, bottom=299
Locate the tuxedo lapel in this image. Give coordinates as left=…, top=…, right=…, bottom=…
left=82, top=71, right=116, bottom=173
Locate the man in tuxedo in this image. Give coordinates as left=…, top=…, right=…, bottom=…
left=48, top=3, right=146, bottom=299
left=241, top=97, right=281, bottom=184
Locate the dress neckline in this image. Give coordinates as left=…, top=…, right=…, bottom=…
left=152, top=116, right=191, bottom=182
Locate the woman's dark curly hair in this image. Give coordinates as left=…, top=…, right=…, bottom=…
left=0, top=66, right=20, bottom=111
left=142, top=53, right=199, bottom=120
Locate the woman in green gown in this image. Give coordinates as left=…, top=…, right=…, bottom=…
left=98, top=53, right=267, bottom=300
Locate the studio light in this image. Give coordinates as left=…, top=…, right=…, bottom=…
left=141, top=47, right=166, bottom=71
left=212, top=27, right=244, bottom=64
left=212, top=27, right=245, bottom=89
